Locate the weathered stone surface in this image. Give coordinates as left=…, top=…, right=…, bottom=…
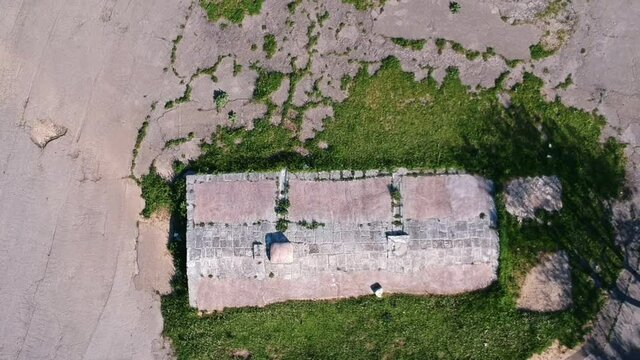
left=269, top=242, right=294, bottom=264
left=186, top=170, right=499, bottom=310
left=288, top=176, right=392, bottom=224
left=504, top=176, right=563, bottom=221
left=402, top=174, right=496, bottom=222
left=29, top=119, right=67, bottom=148
left=517, top=251, right=572, bottom=312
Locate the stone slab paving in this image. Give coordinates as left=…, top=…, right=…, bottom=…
left=186, top=170, right=499, bottom=310
left=402, top=174, right=496, bottom=222
left=288, top=176, right=393, bottom=224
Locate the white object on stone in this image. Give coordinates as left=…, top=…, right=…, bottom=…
left=374, top=286, right=384, bottom=298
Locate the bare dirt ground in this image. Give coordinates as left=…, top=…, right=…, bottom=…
left=1, top=0, right=639, bottom=359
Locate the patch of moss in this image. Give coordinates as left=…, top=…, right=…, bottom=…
left=253, top=69, right=285, bottom=100
left=341, top=0, right=386, bottom=10
left=200, top=0, right=264, bottom=23
left=263, top=33, right=277, bottom=59
left=390, top=37, right=426, bottom=51
left=530, top=42, right=556, bottom=60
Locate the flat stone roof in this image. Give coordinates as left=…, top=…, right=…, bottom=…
left=192, top=178, right=278, bottom=224
left=288, top=176, right=392, bottom=224
left=402, top=175, right=496, bottom=222
left=186, top=170, right=499, bottom=311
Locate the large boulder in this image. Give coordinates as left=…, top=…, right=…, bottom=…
left=517, top=251, right=573, bottom=312
left=504, top=176, right=562, bottom=221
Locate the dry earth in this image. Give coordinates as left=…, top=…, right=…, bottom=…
left=0, top=0, right=639, bottom=359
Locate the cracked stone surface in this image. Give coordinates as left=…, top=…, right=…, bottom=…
left=133, top=0, right=542, bottom=178
left=504, top=175, right=563, bottom=221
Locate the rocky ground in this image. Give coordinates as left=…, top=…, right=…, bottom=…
left=0, top=0, right=638, bottom=359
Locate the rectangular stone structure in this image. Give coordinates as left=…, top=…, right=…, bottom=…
left=186, top=171, right=499, bottom=311
left=288, top=176, right=393, bottom=224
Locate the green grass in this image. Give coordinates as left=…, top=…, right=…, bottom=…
left=151, top=57, right=625, bottom=359
left=253, top=69, right=285, bottom=100
left=341, top=0, right=386, bottom=10
left=200, top=0, right=263, bottom=23
left=390, top=38, right=426, bottom=51
left=530, top=42, right=556, bottom=60
left=140, top=168, right=176, bottom=217
left=263, top=34, right=277, bottom=59
left=165, top=132, right=195, bottom=149
left=555, top=74, right=573, bottom=90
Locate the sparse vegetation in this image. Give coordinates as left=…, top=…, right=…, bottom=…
left=449, top=1, right=461, bottom=14
left=297, top=219, right=325, bottom=229
left=170, top=35, right=182, bottom=64
left=482, top=47, right=496, bottom=61
left=140, top=167, right=176, bottom=217
left=388, top=184, right=402, bottom=204
left=275, top=218, right=289, bottom=232
left=233, top=61, right=242, bottom=76
left=287, top=1, right=300, bottom=14
left=341, top=0, right=386, bottom=11
left=435, top=38, right=447, bottom=54
left=156, top=57, right=625, bottom=359
left=505, top=58, right=522, bottom=68
left=263, top=34, right=277, bottom=59
left=317, top=10, right=330, bottom=26
left=274, top=198, right=290, bottom=215
left=390, top=37, right=426, bottom=51
left=164, top=132, right=195, bottom=149
left=530, top=42, right=556, bottom=60
left=214, top=90, right=230, bottom=111
left=200, top=0, right=264, bottom=23
left=555, top=74, right=573, bottom=90
left=253, top=69, right=285, bottom=100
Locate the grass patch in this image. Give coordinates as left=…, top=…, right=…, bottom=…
left=132, top=120, right=149, bottom=159
left=200, top=0, right=263, bottom=23
left=390, top=37, right=426, bottom=51
left=263, top=34, right=277, bottom=59
left=555, top=74, right=573, bottom=90
left=253, top=69, right=285, bottom=100
left=435, top=38, right=446, bottom=54
left=341, top=0, right=386, bottom=10
left=154, top=57, right=625, bottom=359
left=530, top=42, right=556, bottom=60
left=170, top=35, right=182, bottom=65
left=164, top=132, right=195, bottom=149
left=214, top=90, right=230, bottom=111
left=140, top=167, right=177, bottom=217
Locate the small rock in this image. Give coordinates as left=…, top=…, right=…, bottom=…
left=231, top=349, right=251, bottom=359
left=30, top=119, right=67, bottom=148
